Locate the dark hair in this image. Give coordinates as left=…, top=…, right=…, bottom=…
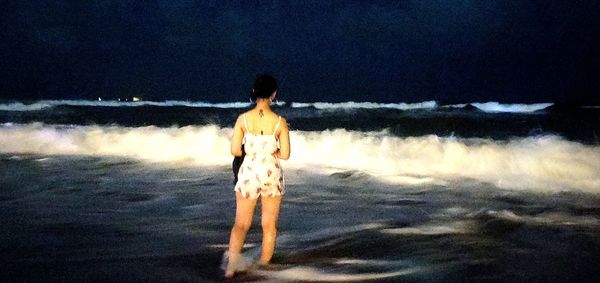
left=250, top=74, right=278, bottom=102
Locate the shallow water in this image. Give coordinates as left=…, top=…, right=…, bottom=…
left=1, top=154, right=599, bottom=282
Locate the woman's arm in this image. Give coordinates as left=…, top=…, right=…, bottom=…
left=231, top=115, right=244, bottom=157
left=276, top=118, right=290, bottom=160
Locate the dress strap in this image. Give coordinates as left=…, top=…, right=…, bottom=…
left=243, top=114, right=250, bottom=132
left=273, top=116, right=282, bottom=136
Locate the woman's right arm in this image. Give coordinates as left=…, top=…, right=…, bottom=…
left=231, top=115, right=244, bottom=157
left=276, top=118, right=290, bottom=160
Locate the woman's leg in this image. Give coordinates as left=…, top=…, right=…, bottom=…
left=258, top=195, right=282, bottom=265
left=226, top=191, right=258, bottom=277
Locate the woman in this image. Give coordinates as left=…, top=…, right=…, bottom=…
left=226, top=74, right=290, bottom=278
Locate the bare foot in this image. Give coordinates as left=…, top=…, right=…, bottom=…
left=225, top=252, right=240, bottom=278
left=257, top=260, right=269, bottom=267
left=224, top=270, right=234, bottom=279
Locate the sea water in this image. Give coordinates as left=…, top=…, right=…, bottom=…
left=1, top=100, right=599, bottom=282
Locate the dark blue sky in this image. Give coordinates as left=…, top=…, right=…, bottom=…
left=1, top=1, right=598, bottom=103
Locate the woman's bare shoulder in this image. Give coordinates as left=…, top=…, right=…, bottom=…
left=275, top=115, right=288, bottom=131
left=234, top=112, right=249, bottom=126
left=237, top=110, right=253, bottom=120
left=274, top=112, right=287, bottom=121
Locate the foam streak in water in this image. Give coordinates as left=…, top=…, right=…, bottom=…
left=291, top=101, right=437, bottom=110
left=255, top=266, right=420, bottom=282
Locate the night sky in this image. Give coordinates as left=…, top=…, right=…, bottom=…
left=1, top=1, right=599, bottom=103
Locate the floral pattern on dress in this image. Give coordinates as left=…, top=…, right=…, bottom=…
left=234, top=115, right=285, bottom=199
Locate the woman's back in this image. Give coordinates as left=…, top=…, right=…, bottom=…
left=242, top=109, right=282, bottom=136
left=243, top=115, right=282, bottom=156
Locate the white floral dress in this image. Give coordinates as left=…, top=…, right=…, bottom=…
left=234, top=115, right=285, bottom=199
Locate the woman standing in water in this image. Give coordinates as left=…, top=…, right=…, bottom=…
left=226, top=74, right=290, bottom=278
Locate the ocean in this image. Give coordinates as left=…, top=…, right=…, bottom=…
left=1, top=100, right=599, bottom=282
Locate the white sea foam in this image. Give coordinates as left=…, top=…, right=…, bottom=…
left=291, top=101, right=437, bottom=110
left=0, top=102, right=54, bottom=111
left=0, top=100, right=253, bottom=111
left=0, top=123, right=232, bottom=165
left=335, top=258, right=408, bottom=266
left=441, top=103, right=469, bottom=108
left=207, top=243, right=257, bottom=249
left=471, top=102, right=553, bottom=113
left=1, top=123, right=599, bottom=192
left=381, top=221, right=474, bottom=235
left=220, top=251, right=255, bottom=274
left=485, top=210, right=600, bottom=226
left=0, top=99, right=560, bottom=113
left=255, top=266, right=420, bottom=282
left=277, top=223, right=387, bottom=247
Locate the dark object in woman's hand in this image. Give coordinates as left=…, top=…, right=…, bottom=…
left=232, top=144, right=245, bottom=184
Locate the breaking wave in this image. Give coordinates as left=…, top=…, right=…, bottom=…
left=1, top=123, right=598, bottom=192
left=0, top=100, right=254, bottom=111
left=0, top=100, right=557, bottom=113
left=290, top=101, right=437, bottom=110
left=470, top=102, right=553, bottom=113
